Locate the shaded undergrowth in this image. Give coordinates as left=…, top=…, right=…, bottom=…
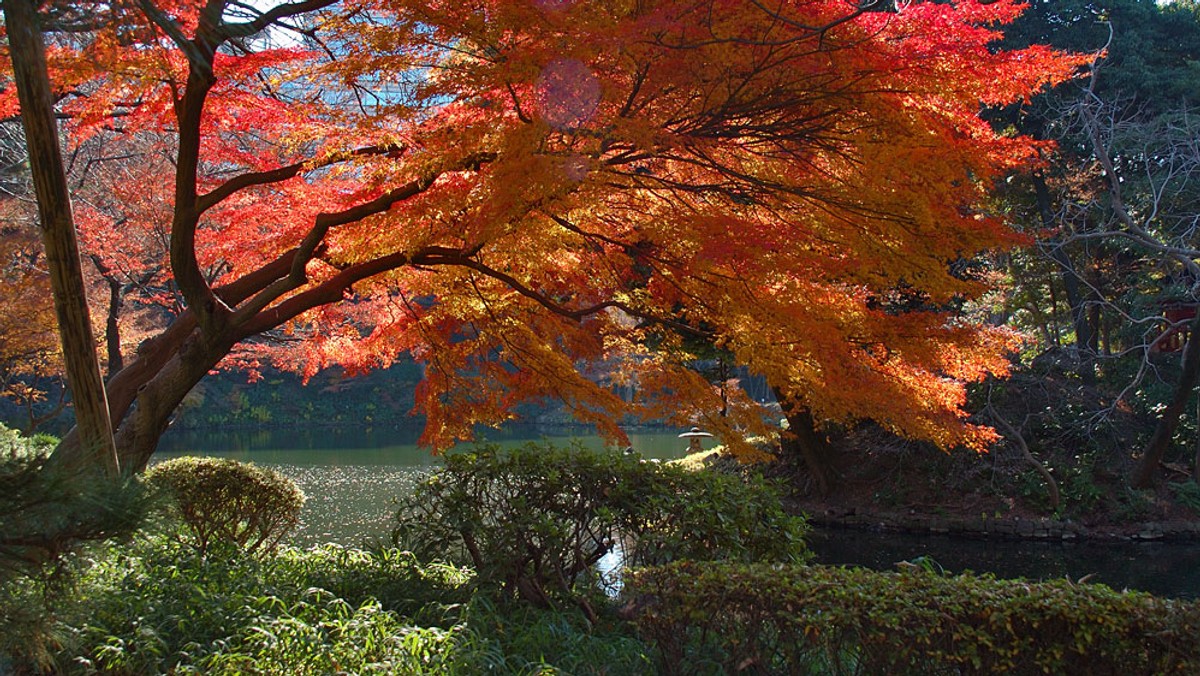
left=53, top=537, right=655, bottom=675
left=6, top=437, right=1200, bottom=674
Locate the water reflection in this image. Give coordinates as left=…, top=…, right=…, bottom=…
left=155, top=425, right=1200, bottom=599
left=808, top=528, right=1200, bottom=599
left=155, top=425, right=692, bottom=548
left=158, top=424, right=690, bottom=465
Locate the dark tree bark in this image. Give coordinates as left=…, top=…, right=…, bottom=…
left=90, top=255, right=124, bottom=376
left=1034, top=173, right=1096, bottom=386
left=4, top=0, right=118, bottom=476
left=773, top=386, right=837, bottom=496
left=1136, top=312, right=1200, bottom=488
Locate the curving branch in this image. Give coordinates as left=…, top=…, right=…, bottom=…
left=222, top=0, right=339, bottom=40
left=197, top=144, right=406, bottom=214
left=985, top=391, right=1060, bottom=512
left=227, top=152, right=496, bottom=327
left=435, top=254, right=712, bottom=339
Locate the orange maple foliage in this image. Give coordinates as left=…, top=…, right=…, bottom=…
left=0, top=203, right=63, bottom=426
left=0, top=0, right=1087, bottom=468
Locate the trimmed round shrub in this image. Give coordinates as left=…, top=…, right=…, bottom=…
left=146, top=457, right=303, bottom=556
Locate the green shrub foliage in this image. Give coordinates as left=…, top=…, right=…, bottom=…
left=64, top=537, right=650, bottom=674
left=0, top=425, right=145, bottom=672
left=146, top=457, right=304, bottom=556
left=393, top=443, right=809, bottom=606
left=629, top=561, right=1200, bottom=675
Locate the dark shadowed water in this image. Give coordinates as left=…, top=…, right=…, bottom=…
left=808, top=528, right=1200, bottom=599
left=156, top=424, right=1200, bottom=599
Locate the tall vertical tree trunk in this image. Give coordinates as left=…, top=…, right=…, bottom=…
left=1135, top=312, right=1200, bottom=488
left=104, top=278, right=124, bottom=375
left=1034, top=173, right=1096, bottom=386
left=1087, top=302, right=1102, bottom=354
left=4, top=0, right=118, bottom=476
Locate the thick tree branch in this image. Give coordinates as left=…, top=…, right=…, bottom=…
left=222, top=0, right=339, bottom=39
left=236, top=251, right=413, bottom=336
left=196, top=144, right=406, bottom=214
left=100, top=250, right=297, bottom=431
left=136, top=0, right=213, bottom=78
left=228, top=152, right=495, bottom=327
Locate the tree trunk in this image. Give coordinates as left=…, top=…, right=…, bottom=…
left=46, top=311, right=236, bottom=474
left=773, top=386, right=837, bottom=496
left=718, top=358, right=728, bottom=418
left=986, top=401, right=1060, bottom=512
left=49, top=254, right=300, bottom=472
left=1135, top=312, right=1200, bottom=488
left=90, top=255, right=124, bottom=376
left=1034, top=174, right=1096, bottom=385
left=5, top=0, right=117, bottom=476
left=114, top=330, right=237, bottom=472
left=105, top=279, right=124, bottom=375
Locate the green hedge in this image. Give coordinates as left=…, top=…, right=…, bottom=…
left=629, top=561, right=1200, bottom=675
left=145, top=457, right=303, bottom=556
left=393, top=443, right=808, bottom=606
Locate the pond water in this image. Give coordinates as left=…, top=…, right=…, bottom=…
left=157, top=424, right=1200, bottom=599
left=157, top=424, right=692, bottom=548
left=810, top=528, right=1200, bottom=600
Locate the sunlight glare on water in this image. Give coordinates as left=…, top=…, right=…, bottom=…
left=155, top=425, right=695, bottom=546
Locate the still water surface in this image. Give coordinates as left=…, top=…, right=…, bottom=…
left=158, top=425, right=1200, bottom=599
left=158, top=424, right=691, bottom=548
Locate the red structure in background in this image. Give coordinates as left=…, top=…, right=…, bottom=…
left=1153, top=304, right=1199, bottom=353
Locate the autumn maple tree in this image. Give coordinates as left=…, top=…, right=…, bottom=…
left=0, top=0, right=1085, bottom=473
left=0, top=52, right=171, bottom=439
left=0, top=203, right=65, bottom=431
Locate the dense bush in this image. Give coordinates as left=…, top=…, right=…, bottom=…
left=454, top=597, right=656, bottom=674
left=145, top=457, right=303, bottom=556
left=272, top=544, right=472, bottom=622
left=69, top=540, right=470, bottom=674
left=61, top=536, right=653, bottom=674
left=0, top=424, right=57, bottom=458
left=393, top=443, right=809, bottom=607
left=629, top=560, right=1200, bottom=675
left=1, top=428, right=143, bottom=573
left=0, top=426, right=145, bottom=673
